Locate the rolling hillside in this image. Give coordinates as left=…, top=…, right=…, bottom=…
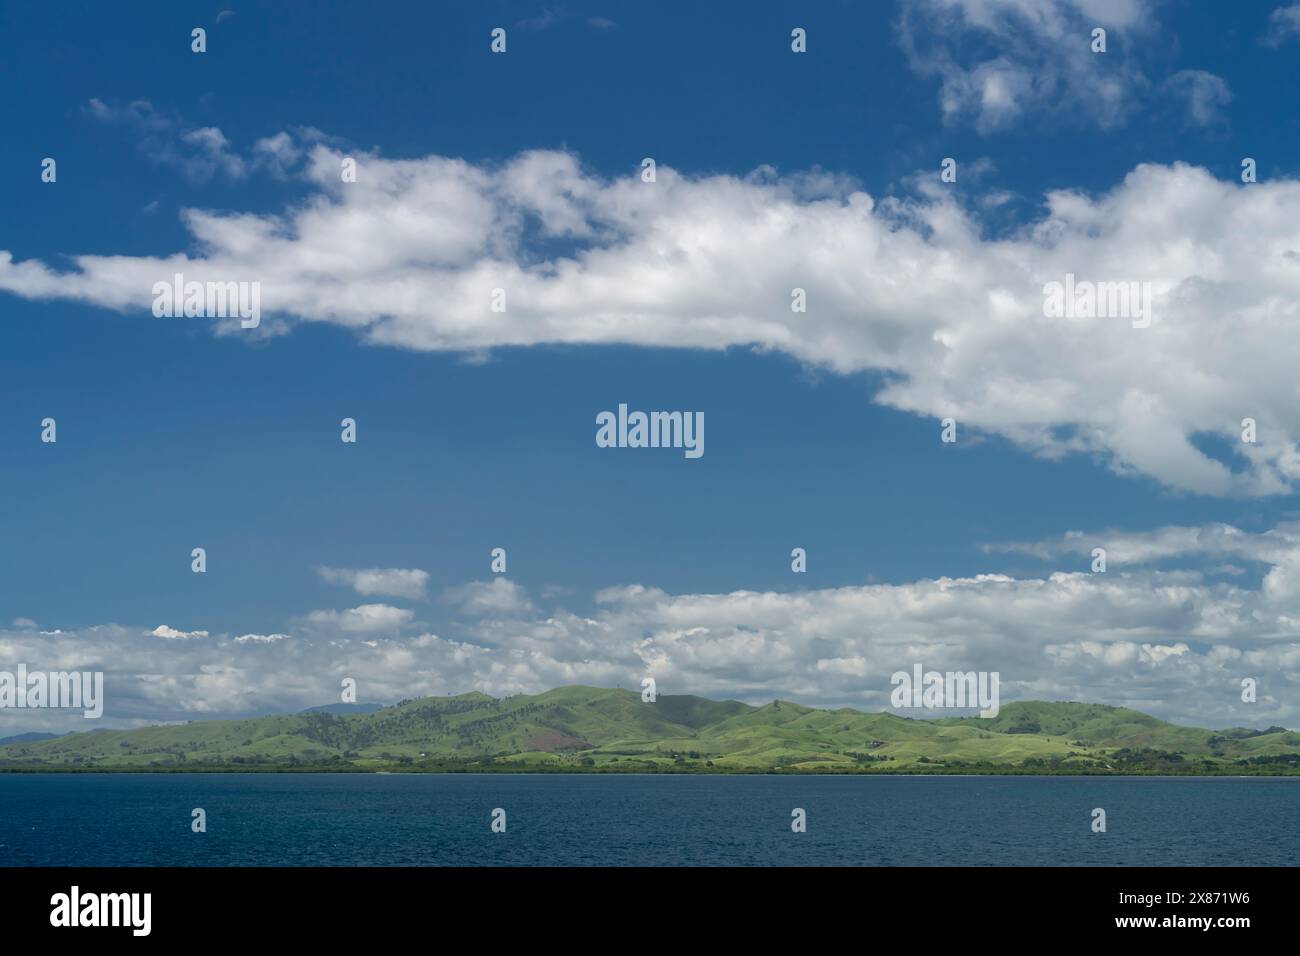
left=2, top=686, right=1298, bottom=773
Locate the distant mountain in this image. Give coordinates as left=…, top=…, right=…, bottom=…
left=0, top=731, right=62, bottom=747
left=299, top=702, right=386, bottom=716
left=1, top=687, right=1297, bottom=774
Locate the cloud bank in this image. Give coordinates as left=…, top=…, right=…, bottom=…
left=4, top=522, right=1299, bottom=734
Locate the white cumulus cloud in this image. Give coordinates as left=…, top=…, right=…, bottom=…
left=4, top=144, right=1300, bottom=496
left=151, top=625, right=209, bottom=640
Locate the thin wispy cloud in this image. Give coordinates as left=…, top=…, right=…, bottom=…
left=302, top=603, right=416, bottom=635
left=896, top=0, right=1156, bottom=132
left=1261, top=3, right=1300, bottom=47
left=1165, top=69, right=1233, bottom=127
left=515, top=6, right=573, bottom=31
left=318, top=567, right=429, bottom=600
left=85, top=98, right=247, bottom=182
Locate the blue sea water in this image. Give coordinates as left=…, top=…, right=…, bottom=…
left=0, top=774, right=1294, bottom=866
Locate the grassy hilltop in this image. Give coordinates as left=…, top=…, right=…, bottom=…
left=2, top=685, right=1298, bottom=774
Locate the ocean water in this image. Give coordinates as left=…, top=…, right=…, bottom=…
left=0, top=773, right=1294, bottom=866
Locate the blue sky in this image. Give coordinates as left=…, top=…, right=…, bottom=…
left=3, top=1, right=1300, bottom=730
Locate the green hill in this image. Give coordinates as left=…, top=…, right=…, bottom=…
left=2, top=686, right=1298, bottom=774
